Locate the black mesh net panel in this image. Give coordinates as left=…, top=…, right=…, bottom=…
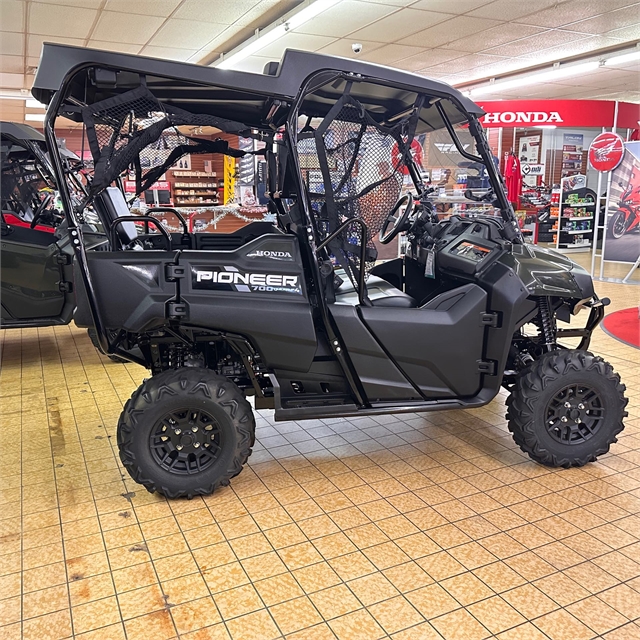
left=81, top=84, right=247, bottom=196
left=298, top=94, right=416, bottom=287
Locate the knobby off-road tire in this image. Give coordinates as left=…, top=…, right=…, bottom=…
left=87, top=328, right=128, bottom=363
left=506, top=349, right=627, bottom=468
left=117, top=368, right=255, bottom=499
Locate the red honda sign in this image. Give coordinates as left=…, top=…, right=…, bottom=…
left=476, top=100, right=639, bottom=129
left=588, top=132, right=625, bottom=172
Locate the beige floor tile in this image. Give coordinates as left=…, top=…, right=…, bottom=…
left=6, top=285, right=640, bottom=640
left=431, top=608, right=490, bottom=640
left=534, top=609, right=596, bottom=640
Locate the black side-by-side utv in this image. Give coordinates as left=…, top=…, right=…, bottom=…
left=33, top=44, right=627, bottom=498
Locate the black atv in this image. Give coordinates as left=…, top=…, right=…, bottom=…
left=0, top=121, right=130, bottom=361
left=34, top=44, right=627, bottom=498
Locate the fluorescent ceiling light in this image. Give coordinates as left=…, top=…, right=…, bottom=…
left=217, top=0, right=341, bottom=70
left=0, top=92, right=30, bottom=101
left=26, top=99, right=45, bottom=109
left=218, top=24, right=287, bottom=69
left=25, top=113, right=46, bottom=122
left=604, top=50, right=640, bottom=66
left=470, top=61, right=600, bottom=97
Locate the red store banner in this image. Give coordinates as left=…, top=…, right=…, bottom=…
left=475, top=100, right=640, bottom=129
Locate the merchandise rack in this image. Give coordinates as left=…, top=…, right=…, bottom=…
left=553, top=175, right=596, bottom=253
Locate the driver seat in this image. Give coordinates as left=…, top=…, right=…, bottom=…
left=334, top=272, right=417, bottom=308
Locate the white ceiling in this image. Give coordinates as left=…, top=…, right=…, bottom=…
left=1, top=0, right=639, bottom=125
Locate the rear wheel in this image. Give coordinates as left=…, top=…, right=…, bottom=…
left=117, top=368, right=255, bottom=498
left=506, top=350, right=627, bottom=467
left=607, top=209, right=627, bottom=239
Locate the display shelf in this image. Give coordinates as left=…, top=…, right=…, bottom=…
left=562, top=202, right=595, bottom=208
left=550, top=215, right=594, bottom=220
left=561, top=229, right=593, bottom=235
left=172, top=171, right=216, bottom=177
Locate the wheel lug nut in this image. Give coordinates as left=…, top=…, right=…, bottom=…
left=191, top=426, right=198, bottom=433
left=561, top=416, right=568, bottom=422
left=174, top=428, right=181, bottom=435
left=176, top=444, right=183, bottom=451
left=578, top=403, right=585, bottom=410
left=194, top=442, right=200, bottom=448
left=576, top=418, right=581, bottom=423
left=564, top=402, right=571, bottom=408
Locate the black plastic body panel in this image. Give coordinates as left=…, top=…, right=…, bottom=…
left=330, top=305, right=420, bottom=402
left=360, top=284, right=487, bottom=398
left=177, top=235, right=316, bottom=373
left=74, top=251, right=176, bottom=332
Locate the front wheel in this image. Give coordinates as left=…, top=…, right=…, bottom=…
left=506, top=350, right=627, bottom=468
left=607, top=209, right=628, bottom=239
left=117, top=368, right=255, bottom=498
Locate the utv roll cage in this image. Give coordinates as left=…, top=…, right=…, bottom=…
left=35, top=44, right=520, bottom=372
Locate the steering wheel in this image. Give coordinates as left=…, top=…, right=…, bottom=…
left=379, top=193, right=414, bottom=244
left=30, top=193, right=54, bottom=229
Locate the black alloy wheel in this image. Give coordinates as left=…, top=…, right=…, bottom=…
left=545, top=383, right=604, bottom=445
left=118, top=367, right=255, bottom=498
left=506, top=349, right=627, bottom=467
left=150, top=408, right=223, bottom=475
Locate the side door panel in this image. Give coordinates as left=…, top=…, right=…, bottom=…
left=359, top=284, right=487, bottom=398
left=1, top=225, right=65, bottom=320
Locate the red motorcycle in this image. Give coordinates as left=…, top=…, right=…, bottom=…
left=608, top=181, right=640, bottom=239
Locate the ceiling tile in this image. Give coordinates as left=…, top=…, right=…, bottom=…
left=0, top=1, right=24, bottom=32
left=514, top=34, right=623, bottom=61
left=174, top=0, right=260, bottom=24
left=0, top=56, right=24, bottom=75
left=468, top=0, right=562, bottom=21
left=513, top=0, right=639, bottom=28
left=393, top=48, right=468, bottom=72
left=439, top=23, right=547, bottom=53
left=296, top=1, right=398, bottom=38
left=140, top=45, right=201, bottom=61
left=28, top=34, right=84, bottom=58
left=0, top=32, right=23, bottom=56
left=104, top=0, right=182, bottom=17
left=192, top=25, right=245, bottom=59
left=349, top=8, right=454, bottom=43
left=399, top=15, right=500, bottom=48
left=358, top=43, right=426, bottom=65
left=259, top=32, right=337, bottom=58
left=483, top=29, right=589, bottom=57
left=33, top=0, right=103, bottom=7
left=149, top=18, right=227, bottom=49
left=410, top=0, right=488, bottom=14
left=0, top=72, right=25, bottom=89
left=561, top=4, right=640, bottom=36
left=605, top=23, right=640, bottom=40
left=316, top=39, right=384, bottom=58
left=92, top=11, right=165, bottom=45
left=29, top=2, right=97, bottom=38
left=87, top=41, right=143, bottom=54
left=235, top=0, right=292, bottom=27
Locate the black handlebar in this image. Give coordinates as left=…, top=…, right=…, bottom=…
left=145, top=207, right=190, bottom=235
left=109, top=216, right=172, bottom=250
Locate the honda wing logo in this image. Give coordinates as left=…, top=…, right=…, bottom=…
left=192, top=267, right=302, bottom=295
left=593, top=141, right=618, bottom=162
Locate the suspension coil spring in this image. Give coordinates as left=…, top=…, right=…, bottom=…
left=537, top=297, right=556, bottom=350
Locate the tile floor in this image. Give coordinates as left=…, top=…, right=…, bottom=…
left=1, top=272, right=639, bottom=640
